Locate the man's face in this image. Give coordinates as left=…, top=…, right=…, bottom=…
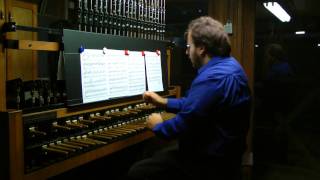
left=186, top=32, right=203, bottom=69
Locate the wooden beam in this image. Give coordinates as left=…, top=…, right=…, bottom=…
left=22, top=89, right=179, bottom=119
left=4, top=39, right=60, bottom=51
left=167, top=48, right=171, bottom=87
left=9, top=110, right=24, bottom=180
left=17, top=40, right=60, bottom=51
left=0, top=0, right=6, bottom=110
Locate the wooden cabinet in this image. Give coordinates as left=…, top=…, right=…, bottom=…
left=0, top=0, right=38, bottom=110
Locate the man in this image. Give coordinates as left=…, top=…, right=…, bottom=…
left=128, top=16, right=251, bottom=180
left=264, top=43, right=293, bottom=81
left=259, top=43, right=294, bottom=163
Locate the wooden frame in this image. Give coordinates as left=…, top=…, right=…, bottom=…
left=5, top=86, right=179, bottom=180
left=8, top=107, right=156, bottom=180
left=6, top=0, right=38, bottom=81
left=25, top=131, right=154, bottom=179
left=5, top=39, right=60, bottom=51
left=7, top=108, right=156, bottom=180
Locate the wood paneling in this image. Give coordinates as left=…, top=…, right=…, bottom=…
left=241, top=0, right=255, bottom=90
left=241, top=3, right=255, bottom=176
left=18, top=40, right=59, bottom=51
left=208, top=0, right=255, bottom=88
left=8, top=110, right=24, bottom=180
left=208, top=1, right=255, bottom=179
left=167, top=49, right=172, bottom=87
left=6, top=0, right=37, bottom=81
left=0, top=0, right=6, bottom=110
left=0, top=48, right=6, bottom=111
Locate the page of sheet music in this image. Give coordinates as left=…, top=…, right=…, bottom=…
left=127, top=51, right=147, bottom=96
left=80, top=49, right=109, bottom=103
left=80, top=49, right=157, bottom=104
left=145, top=51, right=164, bottom=92
left=106, top=49, right=130, bottom=99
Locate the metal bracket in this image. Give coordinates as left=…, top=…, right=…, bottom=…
left=1, top=22, right=17, bottom=33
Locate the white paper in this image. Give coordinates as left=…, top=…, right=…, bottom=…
left=80, top=49, right=109, bottom=103
left=127, top=51, right=146, bottom=96
left=145, top=51, right=164, bottom=92
left=80, top=49, right=157, bottom=104
left=106, top=49, right=129, bottom=99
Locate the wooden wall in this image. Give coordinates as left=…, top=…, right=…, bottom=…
left=0, top=0, right=7, bottom=111
left=208, top=1, right=255, bottom=179
left=6, top=0, right=37, bottom=81
left=208, top=0, right=255, bottom=89
left=0, top=0, right=38, bottom=110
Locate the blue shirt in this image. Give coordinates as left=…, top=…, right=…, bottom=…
left=153, top=56, right=251, bottom=162
left=267, top=62, right=293, bottom=80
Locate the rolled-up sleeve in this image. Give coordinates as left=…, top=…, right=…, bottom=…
left=166, top=98, right=186, bottom=113
left=152, top=113, right=186, bottom=139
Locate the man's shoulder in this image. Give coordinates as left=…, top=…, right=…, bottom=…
left=207, top=57, right=242, bottom=75
left=199, top=59, right=247, bottom=87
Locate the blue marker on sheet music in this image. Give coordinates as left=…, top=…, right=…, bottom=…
left=79, top=45, right=85, bottom=53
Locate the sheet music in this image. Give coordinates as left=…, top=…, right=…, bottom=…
left=127, top=51, right=147, bottom=96
left=80, top=49, right=109, bottom=103
left=80, top=48, right=162, bottom=104
left=106, top=49, right=130, bottom=98
left=145, top=51, right=164, bottom=92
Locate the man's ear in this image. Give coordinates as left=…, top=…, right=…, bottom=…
left=198, top=46, right=206, bottom=56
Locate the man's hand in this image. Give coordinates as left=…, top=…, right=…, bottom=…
left=143, top=91, right=168, bottom=108
left=146, top=113, right=163, bottom=129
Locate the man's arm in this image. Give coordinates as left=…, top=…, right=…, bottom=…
left=143, top=91, right=167, bottom=107
left=143, top=91, right=186, bottom=113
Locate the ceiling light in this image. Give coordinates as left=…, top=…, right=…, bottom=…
left=255, top=44, right=259, bottom=48
left=318, top=44, right=320, bottom=47
left=295, top=31, right=305, bottom=35
left=263, top=2, right=291, bottom=22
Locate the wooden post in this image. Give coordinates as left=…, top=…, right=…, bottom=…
left=0, top=0, right=9, bottom=111
left=166, top=48, right=171, bottom=87
left=208, top=0, right=255, bottom=88
left=208, top=1, right=255, bottom=179
left=8, top=111, right=24, bottom=180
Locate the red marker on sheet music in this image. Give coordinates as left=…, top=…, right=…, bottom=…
left=141, top=51, right=145, bottom=56
left=124, top=49, right=129, bottom=56
left=156, top=50, right=161, bottom=56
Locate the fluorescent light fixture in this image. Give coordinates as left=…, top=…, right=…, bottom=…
left=295, top=31, right=305, bottom=35
left=263, top=2, right=291, bottom=22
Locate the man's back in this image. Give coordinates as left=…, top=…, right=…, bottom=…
left=176, top=57, right=251, bottom=162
